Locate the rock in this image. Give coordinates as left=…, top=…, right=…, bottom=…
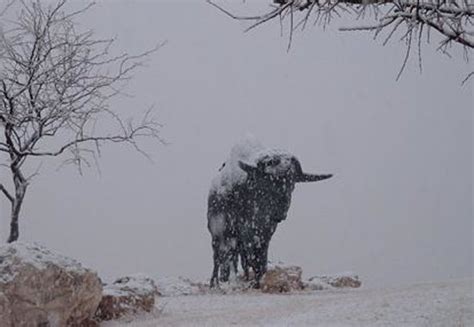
left=323, top=274, right=361, bottom=288
left=0, top=242, right=102, bottom=326
left=307, top=272, right=362, bottom=289
left=261, top=265, right=304, bottom=293
left=0, top=292, right=12, bottom=326
left=75, top=318, right=100, bottom=327
left=95, top=274, right=158, bottom=321
left=155, top=276, right=207, bottom=296
left=304, top=277, right=330, bottom=291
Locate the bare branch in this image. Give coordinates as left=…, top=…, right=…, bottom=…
left=396, top=27, right=413, bottom=81
left=208, top=0, right=473, bottom=79
left=23, top=121, right=162, bottom=158
left=461, top=71, right=474, bottom=85
left=0, top=183, right=14, bottom=203
left=0, top=0, right=15, bottom=17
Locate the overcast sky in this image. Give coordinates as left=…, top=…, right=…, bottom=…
left=1, top=0, right=472, bottom=287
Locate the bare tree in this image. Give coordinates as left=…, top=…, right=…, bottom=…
left=208, top=0, right=473, bottom=80
left=0, top=0, right=164, bottom=243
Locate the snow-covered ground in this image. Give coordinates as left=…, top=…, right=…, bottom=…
left=103, top=278, right=473, bottom=326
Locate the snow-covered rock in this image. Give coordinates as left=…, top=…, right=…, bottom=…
left=261, top=265, right=304, bottom=293
left=155, top=276, right=206, bottom=297
left=304, top=277, right=330, bottom=291
left=306, top=272, right=362, bottom=289
left=0, top=242, right=102, bottom=326
left=95, top=274, right=159, bottom=321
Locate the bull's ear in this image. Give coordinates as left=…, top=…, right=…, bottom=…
left=296, top=173, right=333, bottom=183
left=238, top=161, right=259, bottom=175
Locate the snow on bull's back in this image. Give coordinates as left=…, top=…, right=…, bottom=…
left=210, top=135, right=291, bottom=195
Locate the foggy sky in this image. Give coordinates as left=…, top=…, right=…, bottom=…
left=1, top=0, right=472, bottom=287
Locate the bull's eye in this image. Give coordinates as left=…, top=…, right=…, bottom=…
left=268, top=158, right=280, bottom=167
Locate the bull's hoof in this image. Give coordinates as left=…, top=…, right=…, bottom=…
left=210, top=278, right=219, bottom=289
left=249, top=280, right=261, bottom=289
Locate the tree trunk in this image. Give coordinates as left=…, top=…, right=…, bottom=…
left=7, top=190, right=25, bottom=243
left=7, top=164, right=27, bottom=243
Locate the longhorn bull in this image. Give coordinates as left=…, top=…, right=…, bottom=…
left=207, top=138, right=332, bottom=288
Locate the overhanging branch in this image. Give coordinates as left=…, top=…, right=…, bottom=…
left=208, top=0, right=473, bottom=80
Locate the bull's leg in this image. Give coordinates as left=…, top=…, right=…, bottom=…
left=210, top=239, right=220, bottom=288
left=229, top=237, right=239, bottom=279
left=252, top=247, right=269, bottom=289
left=261, top=244, right=269, bottom=276
left=253, top=267, right=263, bottom=289
left=220, top=262, right=230, bottom=282
left=246, top=257, right=260, bottom=289
left=243, top=264, right=249, bottom=281
left=219, top=236, right=239, bottom=282
left=240, top=249, right=249, bottom=281
left=219, top=240, right=231, bottom=282
left=232, top=254, right=238, bottom=277
left=238, top=237, right=252, bottom=282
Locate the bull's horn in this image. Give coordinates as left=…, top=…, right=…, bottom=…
left=296, top=173, right=333, bottom=183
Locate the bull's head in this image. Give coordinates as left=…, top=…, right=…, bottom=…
left=238, top=154, right=332, bottom=223
left=238, top=155, right=332, bottom=184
